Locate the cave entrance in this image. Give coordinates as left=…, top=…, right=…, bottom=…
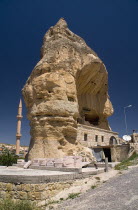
left=92, top=147, right=112, bottom=162
left=103, top=148, right=111, bottom=162
left=76, top=102, right=100, bottom=127
left=85, top=114, right=99, bottom=126
left=75, top=65, right=102, bottom=127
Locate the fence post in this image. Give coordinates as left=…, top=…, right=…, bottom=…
left=105, top=157, right=108, bottom=172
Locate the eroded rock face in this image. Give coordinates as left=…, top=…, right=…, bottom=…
left=22, top=18, right=113, bottom=160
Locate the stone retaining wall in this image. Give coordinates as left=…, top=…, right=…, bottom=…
left=111, top=145, right=130, bottom=162
left=1, top=173, right=105, bottom=207
left=0, top=181, right=74, bottom=206
left=0, top=168, right=104, bottom=206
left=130, top=143, right=138, bottom=152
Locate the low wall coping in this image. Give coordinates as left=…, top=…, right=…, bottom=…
left=0, top=168, right=104, bottom=184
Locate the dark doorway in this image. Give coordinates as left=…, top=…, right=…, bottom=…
left=103, top=148, right=111, bottom=162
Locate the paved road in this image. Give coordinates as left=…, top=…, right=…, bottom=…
left=59, top=167, right=138, bottom=210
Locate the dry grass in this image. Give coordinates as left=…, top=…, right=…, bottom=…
left=115, top=152, right=138, bottom=170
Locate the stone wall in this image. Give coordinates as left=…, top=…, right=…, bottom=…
left=129, top=143, right=138, bottom=154
left=77, top=124, right=119, bottom=147
left=0, top=166, right=105, bottom=206
left=0, top=170, right=103, bottom=207
left=0, top=181, right=78, bottom=206
left=131, top=133, right=138, bottom=143
left=111, top=145, right=130, bottom=162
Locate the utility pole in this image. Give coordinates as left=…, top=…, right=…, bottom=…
left=124, top=105, right=132, bottom=135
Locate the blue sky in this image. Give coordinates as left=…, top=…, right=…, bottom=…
left=0, top=0, right=138, bottom=146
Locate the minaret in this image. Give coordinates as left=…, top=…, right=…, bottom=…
left=16, top=99, right=23, bottom=155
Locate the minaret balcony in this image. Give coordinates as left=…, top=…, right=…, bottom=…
left=16, top=133, right=22, bottom=137
left=16, top=115, right=23, bottom=119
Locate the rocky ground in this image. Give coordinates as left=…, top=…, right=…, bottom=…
left=49, top=166, right=138, bottom=210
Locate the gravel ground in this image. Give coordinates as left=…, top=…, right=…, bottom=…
left=58, top=166, right=138, bottom=210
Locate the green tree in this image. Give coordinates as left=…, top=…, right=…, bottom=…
left=0, top=149, right=17, bottom=166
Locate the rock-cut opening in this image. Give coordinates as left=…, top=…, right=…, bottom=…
left=76, top=62, right=106, bottom=128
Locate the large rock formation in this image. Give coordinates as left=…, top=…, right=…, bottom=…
left=22, top=18, right=113, bottom=160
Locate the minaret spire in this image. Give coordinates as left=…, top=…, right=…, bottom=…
left=16, top=99, right=23, bottom=155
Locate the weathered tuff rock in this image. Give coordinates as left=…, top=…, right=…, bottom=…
left=22, top=18, right=113, bottom=160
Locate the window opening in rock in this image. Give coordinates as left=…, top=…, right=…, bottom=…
left=85, top=115, right=99, bottom=126
left=95, top=135, right=98, bottom=142
left=101, top=136, right=104, bottom=142
left=82, top=107, right=91, bottom=112
left=84, top=133, right=87, bottom=141
left=68, top=97, right=75, bottom=102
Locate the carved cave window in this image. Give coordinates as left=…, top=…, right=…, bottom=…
left=95, top=135, right=98, bottom=142
left=82, top=107, right=91, bottom=112
left=101, top=136, right=104, bottom=142
left=68, top=97, right=75, bottom=102
left=85, top=115, right=99, bottom=126
left=84, top=133, right=88, bottom=141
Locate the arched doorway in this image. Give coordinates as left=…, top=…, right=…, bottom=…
left=109, top=136, right=117, bottom=145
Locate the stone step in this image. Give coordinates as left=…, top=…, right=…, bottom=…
left=88, top=162, right=119, bottom=168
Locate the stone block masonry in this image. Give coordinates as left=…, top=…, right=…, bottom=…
left=77, top=124, right=119, bottom=147
left=0, top=166, right=104, bottom=206
left=0, top=181, right=74, bottom=206
left=0, top=169, right=104, bottom=207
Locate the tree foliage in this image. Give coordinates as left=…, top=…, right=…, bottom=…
left=0, top=148, right=17, bottom=166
